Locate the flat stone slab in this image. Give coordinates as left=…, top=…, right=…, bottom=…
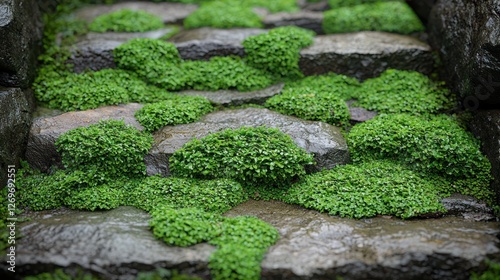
left=263, top=11, right=323, bottom=34
left=176, top=83, right=284, bottom=106
left=6, top=201, right=500, bottom=279
left=148, top=108, right=350, bottom=176
left=299, top=31, right=434, bottom=80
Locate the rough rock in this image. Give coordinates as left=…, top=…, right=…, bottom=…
left=176, top=83, right=284, bottom=106
left=263, top=11, right=323, bottom=34
left=147, top=108, right=350, bottom=176
left=0, top=0, right=43, bottom=88
left=6, top=201, right=500, bottom=279
left=428, top=0, right=500, bottom=109
left=168, top=28, right=266, bottom=60
left=301, top=0, right=330, bottom=11
left=441, top=194, right=495, bottom=221
left=469, top=110, right=500, bottom=204
left=406, top=0, right=436, bottom=24
left=348, top=106, right=377, bottom=123
left=299, top=31, right=434, bottom=80
left=69, top=27, right=176, bottom=73
left=74, top=1, right=198, bottom=25
left=0, top=87, right=35, bottom=186
left=25, top=103, right=143, bottom=173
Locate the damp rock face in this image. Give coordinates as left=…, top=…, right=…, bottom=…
left=299, top=31, right=434, bottom=80
left=148, top=108, right=350, bottom=176
left=263, top=11, right=324, bottom=34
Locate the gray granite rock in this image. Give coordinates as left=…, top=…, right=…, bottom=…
left=441, top=193, right=495, bottom=221
left=263, top=11, right=323, bottom=34
left=299, top=31, right=434, bottom=80
left=148, top=108, right=350, bottom=176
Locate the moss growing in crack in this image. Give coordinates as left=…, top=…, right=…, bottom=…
left=184, top=2, right=263, bottom=29
left=284, top=73, right=361, bottom=101
left=323, top=1, right=424, bottom=34
left=135, top=96, right=213, bottom=132
left=170, top=126, right=314, bottom=187
left=89, top=9, right=165, bottom=32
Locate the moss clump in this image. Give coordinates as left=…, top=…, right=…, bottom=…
left=243, top=26, right=315, bottom=78
left=285, top=160, right=446, bottom=219
left=323, top=2, right=424, bottom=34
left=284, top=73, right=361, bottom=101
left=347, top=114, right=494, bottom=202
left=24, top=268, right=99, bottom=280
left=64, top=183, right=123, bottom=211
left=184, top=2, right=262, bottom=29
left=265, top=87, right=351, bottom=126
left=170, top=126, right=314, bottom=187
left=89, top=9, right=164, bottom=32
left=135, top=96, right=213, bottom=132
left=471, top=259, right=500, bottom=280
left=328, top=0, right=401, bottom=9
left=354, top=69, right=453, bottom=115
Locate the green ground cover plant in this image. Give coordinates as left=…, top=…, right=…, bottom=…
left=284, top=73, right=361, bottom=101
left=353, top=69, right=453, bottom=114
left=89, top=9, right=164, bottom=32
left=347, top=114, right=494, bottom=202
left=328, top=0, right=402, bottom=9
left=184, top=2, right=263, bottom=29
left=323, top=1, right=424, bottom=34
left=170, top=126, right=314, bottom=187
left=135, top=96, right=213, bottom=132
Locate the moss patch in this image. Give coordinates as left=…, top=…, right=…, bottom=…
left=284, top=73, right=361, bottom=101
left=184, top=2, right=263, bottom=29
left=89, top=9, right=164, bottom=32
left=328, top=0, right=402, bottom=9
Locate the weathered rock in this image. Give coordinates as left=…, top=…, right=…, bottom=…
left=428, top=0, right=500, bottom=109
left=441, top=193, right=495, bottom=221
left=25, top=103, right=143, bottom=173
left=74, top=1, right=197, bottom=25
left=301, top=0, right=330, bottom=11
left=263, top=11, right=323, bottom=34
left=176, top=83, right=284, bottom=106
left=168, top=28, right=266, bottom=60
left=348, top=106, right=377, bottom=123
left=6, top=201, right=500, bottom=279
left=406, top=0, right=436, bottom=24
left=148, top=108, right=350, bottom=176
left=299, top=31, right=434, bottom=80
left=0, top=0, right=43, bottom=88
left=0, top=87, right=35, bottom=186
left=469, top=110, right=500, bottom=204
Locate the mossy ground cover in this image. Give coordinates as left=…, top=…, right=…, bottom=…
left=89, top=9, right=164, bottom=32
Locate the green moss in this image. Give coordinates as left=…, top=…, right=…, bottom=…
left=353, top=69, right=453, bottom=115
left=89, top=9, right=164, bottom=32
left=243, top=26, right=315, bottom=78
left=56, top=120, right=153, bottom=182
left=323, top=2, right=424, bottom=34
left=209, top=244, right=263, bottom=280
left=347, top=114, right=494, bottom=202
left=24, top=268, right=99, bottom=280
left=135, top=96, right=213, bottom=132
left=184, top=2, right=262, bottom=29
left=471, top=259, right=500, bottom=280
left=265, top=87, right=351, bottom=126
left=64, top=183, right=123, bottom=211
left=284, top=73, right=361, bottom=100
left=285, top=160, right=446, bottom=219
left=170, top=126, right=314, bottom=187
left=328, top=0, right=401, bottom=8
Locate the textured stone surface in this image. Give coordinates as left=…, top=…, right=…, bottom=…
left=25, top=103, right=143, bottom=173
left=301, top=0, right=329, bottom=11
left=5, top=201, right=500, bottom=279
left=0, top=0, right=43, bottom=87
left=169, top=28, right=266, bottom=60
left=428, top=0, right=500, bottom=109
left=441, top=194, right=495, bottom=221
left=148, top=108, right=350, bottom=176
left=176, top=83, right=284, bottom=106
left=348, top=106, right=377, bottom=123
left=299, top=31, right=434, bottom=80
left=0, top=87, right=35, bottom=185
left=263, top=11, right=323, bottom=34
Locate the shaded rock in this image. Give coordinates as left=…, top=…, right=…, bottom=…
left=406, top=0, right=436, bottom=25
left=348, top=106, right=377, bottom=123
left=0, top=0, right=43, bottom=88
left=299, top=31, right=434, bottom=80
left=74, top=1, right=197, bottom=25
left=148, top=108, right=350, bottom=176
left=441, top=194, right=495, bottom=221
left=428, top=0, right=500, bottom=109
left=301, top=0, right=330, bottom=11
left=176, top=83, right=284, bottom=106
left=469, top=110, right=500, bottom=204
left=25, top=103, right=143, bottom=173
left=263, top=11, right=323, bottom=34
left=168, top=28, right=266, bottom=60
left=0, top=87, right=35, bottom=185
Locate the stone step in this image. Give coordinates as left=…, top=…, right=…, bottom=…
left=6, top=201, right=500, bottom=279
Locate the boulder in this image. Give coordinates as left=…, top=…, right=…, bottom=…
left=299, top=31, right=434, bottom=80
left=441, top=193, right=495, bottom=222
left=0, top=0, right=43, bottom=88
left=263, top=11, right=323, bottom=34
left=428, top=0, right=500, bottom=109
left=25, top=103, right=143, bottom=173
left=148, top=108, right=350, bottom=176
left=0, top=87, right=35, bottom=186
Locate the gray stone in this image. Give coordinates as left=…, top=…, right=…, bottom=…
left=441, top=193, right=495, bottom=221
left=176, top=83, right=284, bottom=106
left=148, top=108, right=350, bottom=176
left=25, top=103, right=144, bottom=173
left=428, top=0, right=500, bottom=109
left=299, top=31, right=434, bottom=80
left=348, top=106, right=377, bottom=123
left=0, top=87, right=35, bottom=186
left=74, top=1, right=198, bottom=25
left=168, top=28, right=266, bottom=60
left=301, top=0, right=330, bottom=11
left=0, top=0, right=43, bottom=88
left=263, top=11, right=324, bottom=34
